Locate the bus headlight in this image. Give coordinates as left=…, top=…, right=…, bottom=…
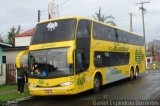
left=59, top=82, right=73, bottom=86
left=29, top=84, right=37, bottom=87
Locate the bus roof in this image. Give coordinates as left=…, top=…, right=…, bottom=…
left=38, top=16, right=143, bottom=37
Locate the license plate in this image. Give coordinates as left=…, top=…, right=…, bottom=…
left=44, top=89, right=52, bottom=93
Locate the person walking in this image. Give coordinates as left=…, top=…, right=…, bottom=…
left=17, top=63, right=26, bottom=94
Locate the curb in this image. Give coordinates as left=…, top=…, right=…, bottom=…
left=6, top=96, right=33, bottom=105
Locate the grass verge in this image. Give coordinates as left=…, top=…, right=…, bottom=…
left=0, top=84, right=30, bottom=105
left=0, top=85, right=17, bottom=92
left=0, top=92, right=30, bottom=101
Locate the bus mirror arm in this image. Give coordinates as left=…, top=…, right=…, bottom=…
left=16, top=50, right=29, bottom=68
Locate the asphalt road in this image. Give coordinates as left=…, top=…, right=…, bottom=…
left=18, top=69, right=160, bottom=106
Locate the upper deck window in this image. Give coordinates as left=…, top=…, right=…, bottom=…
left=31, top=19, right=76, bottom=45
left=77, top=20, right=91, bottom=38
left=93, top=22, right=145, bottom=46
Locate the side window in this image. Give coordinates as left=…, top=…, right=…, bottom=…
left=94, top=52, right=104, bottom=67
left=77, top=20, right=91, bottom=38
left=93, top=22, right=117, bottom=42
left=116, top=30, right=124, bottom=43
left=123, top=32, right=127, bottom=43
left=105, top=27, right=116, bottom=41
left=75, top=49, right=86, bottom=74
left=94, top=52, right=130, bottom=67
left=94, top=23, right=105, bottom=40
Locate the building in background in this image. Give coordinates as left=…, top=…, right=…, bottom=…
left=2, top=28, right=35, bottom=84
left=146, top=39, right=160, bottom=62
left=15, top=28, right=35, bottom=47
left=0, top=42, right=12, bottom=84
left=2, top=28, right=35, bottom=64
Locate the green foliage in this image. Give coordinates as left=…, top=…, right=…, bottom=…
left=0, top=85, right=17, bottom=92
left=154, top=62, right=160, bottom=66
left=7, top=25, right=21, bottom=46
left=0, top=84, right=30, bottom=103
left=0, top=100, right=6, bottom=106
left=93, top=7, right=116, bottom=26
left=0, top=92, right=30, bottom=101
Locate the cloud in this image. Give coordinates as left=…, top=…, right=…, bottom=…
left=0, top=0, right=159, bottom=41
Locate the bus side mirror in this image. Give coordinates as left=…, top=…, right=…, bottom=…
left=16, top=50, right=29, bottom=68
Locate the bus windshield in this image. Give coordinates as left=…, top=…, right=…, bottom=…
left=29, top=48, right=73, bottom=78
left=31, top=19, right=76, bottom=45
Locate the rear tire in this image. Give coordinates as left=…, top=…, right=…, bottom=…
left=93, top=75, right=101, bottom=92
left=130, top=68, right=134, bottom=80
left=134, top=68, right=139, bottom=79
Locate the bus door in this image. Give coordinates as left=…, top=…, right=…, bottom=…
left=75, top=20, right=91, bottom=91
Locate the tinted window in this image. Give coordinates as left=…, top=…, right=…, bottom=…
left=94, top=51, right=130, bottom=67
left=116, top=30, right=124, bottom=42
left=125, top=33, right=145, bottom=45
left=93, top=22, right=145, bottom=46
left=94, top=22, right=117, bottom=41
left=75, top=49, right=86, bottom=74
left=31, top=19, right=76, bottom=44
left=76, top=20, right=91, bottom=71
left=105, top=26, right=117, bottom=41
left=77, top=20, right=91, bottom=38
left=93, top=23, right=105, bottom=39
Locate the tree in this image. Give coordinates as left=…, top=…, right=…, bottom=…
left=93, top=7, right=116, bottom=26
left=7, top=25, right=21, bottom=46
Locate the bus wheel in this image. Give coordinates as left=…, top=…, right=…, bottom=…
left=93, top=75, right=101, bottom=92
left=130, top=68, right=134, bottom=80
left=134, top=67, right=139, bottom=79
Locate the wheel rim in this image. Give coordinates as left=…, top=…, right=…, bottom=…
left=94, top=78, right=100, bottom=88
left=135, top=69, right=139, bottom=78
left=135, top=71, right=138, bottom=77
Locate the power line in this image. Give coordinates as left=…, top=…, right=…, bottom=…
left=58, top=0, right=70, bottom=7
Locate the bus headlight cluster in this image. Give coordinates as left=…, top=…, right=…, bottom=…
left=59, top=82, right=73, bottom=86
left=29, top=84, right=37, bottom=87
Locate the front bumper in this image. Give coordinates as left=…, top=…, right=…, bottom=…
left=29, top=86, right=77, bottom=96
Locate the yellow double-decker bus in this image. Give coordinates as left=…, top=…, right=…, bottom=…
left=16, top=16, right=146, bottom=96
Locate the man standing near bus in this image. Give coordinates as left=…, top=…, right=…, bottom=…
left=16, top=63, right=26, bottom=94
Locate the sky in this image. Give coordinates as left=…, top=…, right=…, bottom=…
left=0, top=0, right=159, bottom=42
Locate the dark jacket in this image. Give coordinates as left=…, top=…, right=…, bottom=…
left=17, top=67, right=25, bottom=79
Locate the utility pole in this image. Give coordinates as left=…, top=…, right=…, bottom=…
left=38, top=10, right=41, bottom=22
left=136, top=1, right=150, bottom=55
left=129, top=13, right=133, bottom=32
left=136, top=1, right=150, bottom=43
